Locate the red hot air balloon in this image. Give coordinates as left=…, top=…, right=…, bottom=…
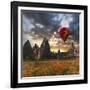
left=58, top=27, right=71, bottom=42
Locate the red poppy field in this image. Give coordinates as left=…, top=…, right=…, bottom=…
left=22, top=58, right=79, bottom=77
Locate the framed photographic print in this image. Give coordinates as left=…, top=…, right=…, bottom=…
left=11, top=1, right=88, bottom=88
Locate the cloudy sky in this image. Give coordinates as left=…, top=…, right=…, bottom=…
left=21, top=10, right=80, bottom=52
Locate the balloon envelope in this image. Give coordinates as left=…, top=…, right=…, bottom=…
left=58, top=27, right=71, bottom=42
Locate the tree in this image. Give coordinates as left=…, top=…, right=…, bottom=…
left=57, top=50, right=61, bottom=59
left=23, top=40, right=33, bottom=59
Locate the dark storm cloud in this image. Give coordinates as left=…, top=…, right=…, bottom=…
left=22, top=10, right=51, bottom=26
left=21, top=10, right=80, bottom=41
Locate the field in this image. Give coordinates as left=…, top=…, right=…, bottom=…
left=22, top=58, right=79, bottom=77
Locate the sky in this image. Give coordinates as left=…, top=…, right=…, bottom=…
left=21, top=10, right=80, bottom=52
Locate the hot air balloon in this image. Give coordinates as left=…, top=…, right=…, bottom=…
left=58, top=27, right=71, bottom=42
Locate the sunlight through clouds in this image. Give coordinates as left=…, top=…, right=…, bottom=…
left=22, top=10, right=79, bottom=52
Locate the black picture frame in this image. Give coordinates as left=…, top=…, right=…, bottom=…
left=11, top=1, right=88, bottom=88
